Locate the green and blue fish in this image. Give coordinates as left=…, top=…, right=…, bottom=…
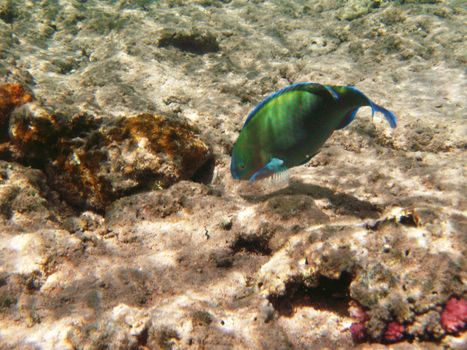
left=230, top=82, right=397, bottom=181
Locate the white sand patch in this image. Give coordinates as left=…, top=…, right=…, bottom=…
left=236, top=206, right=256, bottom=224
left=0, top=316, right=83, bottom=350
left=142, top=250, right=178, bottom=269
left=0, top=233, right=44, bottom=274
left=406, top=228, right=428, bottom=248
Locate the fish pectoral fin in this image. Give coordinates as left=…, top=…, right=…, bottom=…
left=249, top=157, right=288, bottom=182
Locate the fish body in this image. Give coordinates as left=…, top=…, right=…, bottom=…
left=230, top=83, right=396, bottom=181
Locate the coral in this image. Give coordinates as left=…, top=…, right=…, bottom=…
left=0, top=83, right=33, bottom=140
left=349, top=301, right=368, bottom=342
left=349, top=301, right=368, bottom=322
left=441, top=296, right=467, bottom=333
left=350, top=322, right=367, bottom=342
left=384, top=321, right=405, bottom=343
left=3, top=108, right=211, bottom=210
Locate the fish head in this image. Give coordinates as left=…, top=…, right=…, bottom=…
left=230, top=148, right=248, bottom=180
left=230, top=143, right=262, bottom=181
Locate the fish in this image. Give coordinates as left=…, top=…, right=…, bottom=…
left=230, top=82, right=397, bottom=181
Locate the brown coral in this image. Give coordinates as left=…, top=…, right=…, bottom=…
left=110, top=113, right=210, bottom=182
left=0, top=83, right=33, bottom=140
left=4, top=110, right=211, bottom=211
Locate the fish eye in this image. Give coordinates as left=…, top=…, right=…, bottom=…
left=239, top=163, right=246, bottom=169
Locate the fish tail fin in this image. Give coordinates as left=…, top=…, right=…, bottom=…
left=343, top=86, right=397, bottom=129
left=369, top=102, right=397, bottom=129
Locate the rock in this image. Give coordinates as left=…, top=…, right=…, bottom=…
left=0, top=160, right=65, bottom=228
left=258, top=207, right=466, bottom=343
left=46, top=113, right=211, bottom=210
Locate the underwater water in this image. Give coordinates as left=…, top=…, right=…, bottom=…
left=0, top=0, right=466, bottom=349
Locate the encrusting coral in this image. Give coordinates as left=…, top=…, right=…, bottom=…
left=0, top=83, right=211, bottom=211
left=384, top=321, right=405, bottom=343
left=0, top=83, right=33, bottom=141
left=441, top=297, right=467, bottom=334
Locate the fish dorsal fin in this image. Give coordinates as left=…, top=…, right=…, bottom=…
left=242, top=82, right=339, bottom=128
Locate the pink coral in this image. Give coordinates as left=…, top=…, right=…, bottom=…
left=441, top=296, right=467, bottom=333
left=384, top=321, right=405, bottom=342
left=350, top=322, right=367, bottom=341
left=349, top=301, right=368, bottom=342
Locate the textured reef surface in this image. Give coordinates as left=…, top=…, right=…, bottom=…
left=0, top=0, right=465, bottom=349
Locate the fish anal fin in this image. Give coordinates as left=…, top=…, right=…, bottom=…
left=336, top=108, right=359, bottom=130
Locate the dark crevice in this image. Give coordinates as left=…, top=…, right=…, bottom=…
left=231, top=234, right=271, bottom=255
left=136, top=327, right=148, bottom=348
left=191, top=156, right=215, bottom=184
left=0, top=3, right=16, bottom=24
left=399, top=213, right=417, bottom=227
left=365, top=211, right=419, bottom=231
left=158, top=328, right=180, bottom=350
left=268, top=272, right=353, bottom=317
left=365, top=218, right=390, bottom=231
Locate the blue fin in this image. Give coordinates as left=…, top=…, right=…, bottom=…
left=249, top=158, right=288, bottom=182
left=344, top=86, right=397, bottom=129
left=243, top=82, right=339, bottom=128
left=369, top=102, right=397, bottom=129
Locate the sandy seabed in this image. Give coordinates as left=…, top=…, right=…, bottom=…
left=0, top=0, right=466, bottom=349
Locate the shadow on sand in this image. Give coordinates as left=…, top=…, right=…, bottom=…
left=240, top=178, right=381, bottom=219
